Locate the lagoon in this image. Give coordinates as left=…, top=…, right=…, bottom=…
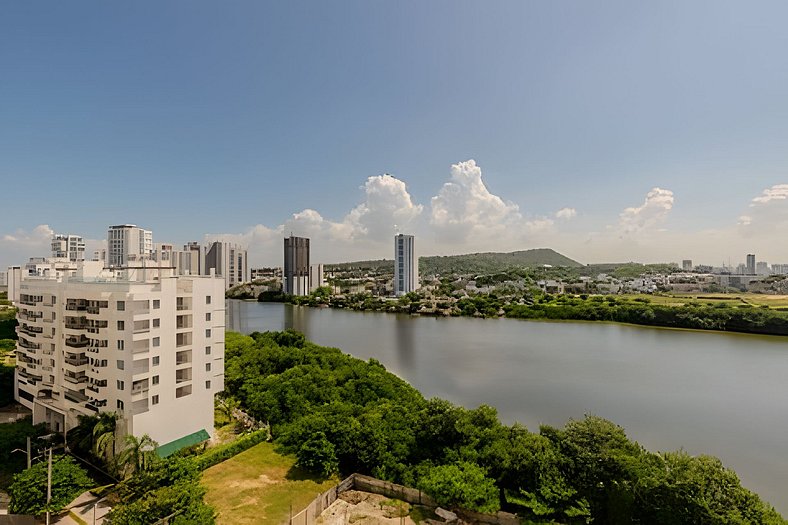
left=227, top=300, right=788, bottom=513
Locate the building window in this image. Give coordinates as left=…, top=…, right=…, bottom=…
left=117, top=360, right=124, bottom=370
left=153, top=300, right=160, bottom=309
left=117, top=380, right=124, bottom=390
left=151, top=395, right=159, bottom=405
left=153, top=318, right=160, bottom=328
left=152, top=375, right=159, bottom=385
left=117, top=301, right=125, bottom=311
left=205, top=363, right=211, bottom=372
left=117, top=320, right=124, bottom=330
left=117, top=340, right=124, bottom=350
left=206, top=295, right=211, bottom=304
left=205, top=312, right=211, bottom=321
left=152, top=337, right=160, bottom=347
left=205, top=380, right=211, bottom=389
left=152, top=356, right=160, bottom=366
left=117, top=400, right=124, bottom=410
left=205, top=346, right=211, bottom=355
left=205, top=329, right=211, bottom=338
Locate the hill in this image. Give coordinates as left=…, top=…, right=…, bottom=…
left=327, top=249, right=582, bottom=275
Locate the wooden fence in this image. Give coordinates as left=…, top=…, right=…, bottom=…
left=289, top=473, right=518, bottom=525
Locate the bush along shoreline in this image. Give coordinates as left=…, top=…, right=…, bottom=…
left=222, top=330, right=785, bottom=524
left=251, top=289, right=788, bottom=337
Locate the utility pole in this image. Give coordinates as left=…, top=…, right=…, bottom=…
left=46, top=447, right=52, bottom=525
left=26, top=436, right=31, bottom=469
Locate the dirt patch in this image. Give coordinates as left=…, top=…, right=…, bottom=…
left=320, top=491, right=415, bottom=525
left=228, top=474, right=278, bottom=490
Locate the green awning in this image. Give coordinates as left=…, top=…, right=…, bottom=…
left=156, top=428, right=211, bottom=458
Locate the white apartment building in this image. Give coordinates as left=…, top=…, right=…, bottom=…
left=309, top=264, right=324, bottom=292
left=205, top=241, right=248, bottom=290
left=394, top=234, right=417, bottom=296
left=51, top=234, right=86, bottom=261
left=14, top=264, right=225, bottom=450
left=108, top=225, right=153, bottom=267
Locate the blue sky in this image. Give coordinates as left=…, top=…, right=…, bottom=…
left=3, top=1, right=788, bottom=267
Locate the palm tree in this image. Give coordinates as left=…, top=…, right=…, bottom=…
left=116, top=434, right=158, bottom=479
left=92, top=412, right=119, bottom=465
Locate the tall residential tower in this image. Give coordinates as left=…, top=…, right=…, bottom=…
left=284, top=236, right=310, bottom=296
left=394, top=234, right=417, bottom=296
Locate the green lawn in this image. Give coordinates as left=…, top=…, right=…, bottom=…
left=620, top=293, right=788, bottom=308
left=201, top=442, right=336, bottom=525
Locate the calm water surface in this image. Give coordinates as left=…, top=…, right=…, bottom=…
left=227, top=300, right=788, bottom=513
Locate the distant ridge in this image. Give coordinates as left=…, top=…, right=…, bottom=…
left=327, top=248, right=582, bottom=274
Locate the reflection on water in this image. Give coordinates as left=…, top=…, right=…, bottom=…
left=395, top=318, right=415, bottom=371
left=226, top=300, right=788, bottom=514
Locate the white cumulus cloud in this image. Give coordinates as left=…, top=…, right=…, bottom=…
left=430, top=159, right=522, bottom=243
left=618, top=187, right=674, bottom=235
left=750, top=184, right=788, bottom=205
left=555, top=207, right=577, bottom=220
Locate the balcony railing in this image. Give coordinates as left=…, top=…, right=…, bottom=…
left=65, top=338, right=90, bottom=348
left=64, top=375, right=88, bottom=385
left=65, top=356, right=89, bottom=366
left=64, top=389, right=89, bottom=403
left=19, top=339, right=41, bottom=350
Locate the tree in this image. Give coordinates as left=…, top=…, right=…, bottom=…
left=417, top=461, right=500, bottom=513
left=9, top=455, right=93, bottom=515
left=116, top=434, right=158, bottom=479
left=296, top=431, right=338, bottom=477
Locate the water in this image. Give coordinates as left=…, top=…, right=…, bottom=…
left=227, top=300, right=788, bottom=513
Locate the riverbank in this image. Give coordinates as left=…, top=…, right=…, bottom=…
left=266, top=292, right=788, bottom=337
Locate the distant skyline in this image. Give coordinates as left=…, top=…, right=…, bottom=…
left=3, top=2, right=788, bottom=268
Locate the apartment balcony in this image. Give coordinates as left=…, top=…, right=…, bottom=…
left=132, top=340, right=149, bottom=355
left=64, top=355, right=89, bottom=367
left=132, top=398, right=149, bottom=415
left=132, top=359, right=150, bottom=376
left=65, top=337, right=90, bottom=348
left=133, top=320, right=150, bottom=334
left=175, top=368, right=192, bottom=384
left=19, top=311, right=43, bottom=321
left=19, top=299, right=40, bottom=307
left=18, top=338, right=41, bottom=351
left=66, top=304, right=88, bottom=312
left=19, top=325, right=43, bottom=337
left=64, top=374, right=88, bottom=385
left=64, top=389, right=89, bottom=404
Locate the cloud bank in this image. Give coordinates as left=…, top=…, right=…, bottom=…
left=3, top=163, right=788, bottom=269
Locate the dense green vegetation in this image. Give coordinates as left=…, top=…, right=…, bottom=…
left=504, top=295, right=788, bottom=336
left=326, top=249, right=582, bottom=276
left=420, top=249, right=582, bottom=275
left=223, top=330, right=784, bottom=523
left=9, top=454, right=93, bottom=515
left=0, top=418, right=50, bottom=489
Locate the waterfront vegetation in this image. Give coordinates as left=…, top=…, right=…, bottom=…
left=222, top=330, right=784, bottom=524
left=284, top=288, right=788, bottom=336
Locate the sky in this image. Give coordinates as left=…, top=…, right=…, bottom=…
left=2, top=1, right=788, bottom=268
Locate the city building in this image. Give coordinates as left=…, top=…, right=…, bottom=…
left=51, top=234, right=86, bottom=261
left=283, top=236, right=310, bottom=296
left=14, top=263, right=225, bottom=449
left=204, top=241, right=248, bottom=290
left=181, top=242, right=204, bottom=276
left=107, top=225, right=153, bottom=267
left=746, top=254, right=756, bottom=275
left=756, top=261, right=770, bottom=276
left=250, top=267, right=281, bottom=281
left=394, top=234, right=417, bottom=296
left=310, top=264, right=324, bottom=292
left=7, top=266, right=22, bottom=304
left=0, top=270, right=7, bottom=288
left=682, top=259, right=693, bottom=271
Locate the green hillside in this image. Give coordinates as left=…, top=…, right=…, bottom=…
left=327, top=248, right=582, bottom=275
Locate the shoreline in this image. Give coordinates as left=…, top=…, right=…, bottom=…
left=246, top=299, right=788, bottom=340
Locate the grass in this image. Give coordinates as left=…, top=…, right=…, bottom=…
left=619, top=293, right=788, bottom=308
left=201, top=442, right=337, bottom=525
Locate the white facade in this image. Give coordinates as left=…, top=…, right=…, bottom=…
left=14, top=264, right=225, bottom=448
left=51, top=234, right=86, bottom=261
left=205, top=241, right=248, bottom=290
left=107, top=225, right=153, bottom=267
left=309, top=264, right=324, bottom=292
left=7, top=267, right=23, bottom=303
left=394, top=234, right=417, bottom=296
